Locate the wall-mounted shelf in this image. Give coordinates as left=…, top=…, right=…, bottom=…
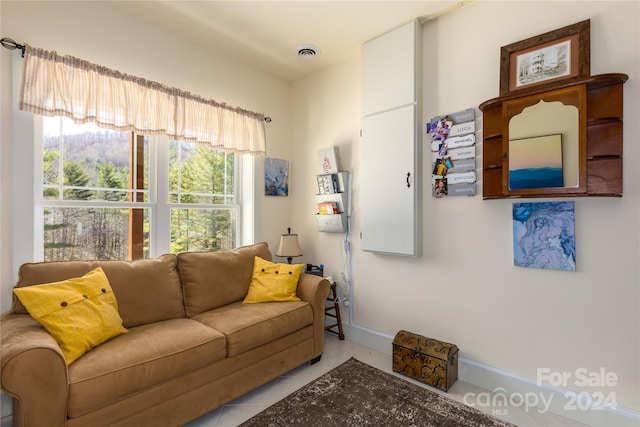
left=315, top=213, right=348, bottom=233
left=479, top=73, right=628, bottom=199
left=315, top=171, right=349, bottom=233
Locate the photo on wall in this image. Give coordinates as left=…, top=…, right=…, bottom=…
left=512, top=201, right=575, bottom=271
left=265, top=158, right=289, bottom=196
left=508, top=134, right=563, bottom=190
left=427, top=108, right=477, bottom=197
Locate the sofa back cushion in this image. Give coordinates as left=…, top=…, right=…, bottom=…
left=178, top=242, right=271, bottom=317
left=13, top=255, right=184, bottom=328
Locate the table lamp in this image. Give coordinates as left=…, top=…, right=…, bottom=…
left=276, top=228, right=303, bottom=264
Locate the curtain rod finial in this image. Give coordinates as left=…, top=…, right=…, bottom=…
left=1, top=37, right=25, bottom=57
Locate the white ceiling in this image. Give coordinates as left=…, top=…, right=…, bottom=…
left=114, top=1, right=462, bottom=82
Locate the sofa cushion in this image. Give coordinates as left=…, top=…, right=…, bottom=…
left=13, top=267, right=127, bottom=365
left=67, top=318, right=226, bottom=418
left=13, top=255, right=184, bottom=328
left=191, top=300, right=312, bottom=357
left=243, top=256, right=303, bottom=304
left=178, top=242, right=272, bottom=317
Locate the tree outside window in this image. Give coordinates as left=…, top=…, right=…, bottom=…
left=39, top=117, right=239, bottom=261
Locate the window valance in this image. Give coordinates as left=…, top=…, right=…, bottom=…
left=19, top=44, right=267, bottom=155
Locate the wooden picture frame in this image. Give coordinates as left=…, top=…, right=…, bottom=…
left=500, top=20, right=590, bottom=96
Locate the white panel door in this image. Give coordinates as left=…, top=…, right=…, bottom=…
left=361, top=105, right=417, bottom=255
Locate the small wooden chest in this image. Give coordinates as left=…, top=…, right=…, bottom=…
left=392, top=330, right=459, bottom=391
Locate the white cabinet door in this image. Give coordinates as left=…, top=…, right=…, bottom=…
left=362, top=21, right=417, bottom=116
left=361, top=105, right=418, bottom=255
left=361, top=20, right=421, bottom=257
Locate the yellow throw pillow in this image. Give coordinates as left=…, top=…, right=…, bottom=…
left=243, top=256, right=303, bottom=304
left=13, top=267, right=127, bottom=365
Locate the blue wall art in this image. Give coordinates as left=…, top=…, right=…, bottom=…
left=265, top=158, right=289, bottom=196
left=512, top=201, right=575, bottom=271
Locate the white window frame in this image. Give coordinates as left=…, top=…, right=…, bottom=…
left=33, top=117, right=245, bottom=260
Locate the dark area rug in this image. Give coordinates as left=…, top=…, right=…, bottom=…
left=240, top=357, right=517, bottom=427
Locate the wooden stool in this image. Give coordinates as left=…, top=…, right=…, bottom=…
left=325, top=283, right=345, bottom=340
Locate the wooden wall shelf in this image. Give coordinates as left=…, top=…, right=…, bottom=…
left=479, top=73, right=628, bottom=199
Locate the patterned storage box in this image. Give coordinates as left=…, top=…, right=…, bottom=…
left=392, top=330, right=459, bottom=391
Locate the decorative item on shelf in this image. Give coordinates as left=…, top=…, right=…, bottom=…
left=317, top=202, right=338, bottom=215
left=317, top=146, right=340, bottom=174
left=500, top=19, right=590, bottom=96
left=316, top=174, right=337, bottom=194
left=276, top=228, right=303, bottom=264
left=426, top=108, right=477, bottom=198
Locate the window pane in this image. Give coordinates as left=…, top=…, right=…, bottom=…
left=43, top=207, right=150, bottom=261
left=170, top=208, right=235, bottom=253
left=169, top=141, right=235, bottom=204
left=42, top=117, right=149, bottom=202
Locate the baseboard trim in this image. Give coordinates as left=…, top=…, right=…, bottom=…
left=341, top=323, right=640, bottom=427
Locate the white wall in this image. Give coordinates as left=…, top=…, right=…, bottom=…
left=290, top=0, right=639, bottom=418
left=1, top=0, right=638, bottom=423
left=0, top=1, right=295, bottom=314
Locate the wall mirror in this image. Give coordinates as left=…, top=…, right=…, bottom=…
left=502, top=85, right=587, bottom=196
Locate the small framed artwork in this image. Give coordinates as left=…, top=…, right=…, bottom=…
left=500, top=20, right=590, bottom=96
left=265, top=158, right=289, bottom=196
left=508, top=134, right=563, bottom=190
left=513, top=201, right=575, bottom=271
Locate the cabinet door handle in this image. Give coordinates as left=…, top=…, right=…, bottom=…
left=406, top=172, right=411, bottom=188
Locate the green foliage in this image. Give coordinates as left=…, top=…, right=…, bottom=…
left=98, top=163, right=127, bottom=201
left=63, top=160, right=92, bottom=200
left=168, top=143, right=236, bottom=254
left=44, top=133, right=237, bottom=262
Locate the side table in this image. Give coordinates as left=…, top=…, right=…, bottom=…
left=325, top=282, right=345, bottom=340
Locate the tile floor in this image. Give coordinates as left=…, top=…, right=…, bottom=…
left=0, top=335, right=588, bottom=427
left=185, top=335, right=587, bottom=427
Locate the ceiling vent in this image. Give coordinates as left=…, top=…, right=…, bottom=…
left=295, top=44, right=321, bottom=59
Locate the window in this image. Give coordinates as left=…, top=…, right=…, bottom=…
left=38, top=117, right=240, bottom=261
left=168, top=140, right=237, bottom=253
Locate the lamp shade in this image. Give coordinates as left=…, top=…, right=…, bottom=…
left=276, top=229, right=302, bottom=263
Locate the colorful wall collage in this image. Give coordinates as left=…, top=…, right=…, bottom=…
left=427, top=108, right=477, bottom=197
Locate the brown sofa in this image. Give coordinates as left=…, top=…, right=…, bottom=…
left=0, top=242, right=330, bottom=427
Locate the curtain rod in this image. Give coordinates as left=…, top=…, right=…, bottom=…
left=1, top=38, right=25, bottom=57
left=1, top=37, right=273, bottom=123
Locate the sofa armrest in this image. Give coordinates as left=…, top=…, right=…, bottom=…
left=297, top=274, right=330, bottom=358
left=1, top=312, right=68, bottom=427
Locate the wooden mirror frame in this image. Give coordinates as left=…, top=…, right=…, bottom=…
left=480, top=73, right=627, bottom=200
left=502, top=85, right=587, bottom=197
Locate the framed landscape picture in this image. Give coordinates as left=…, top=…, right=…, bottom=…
left=500, top=20, right=590, bottom=95
left=508, top=134, right=563, bottom=190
